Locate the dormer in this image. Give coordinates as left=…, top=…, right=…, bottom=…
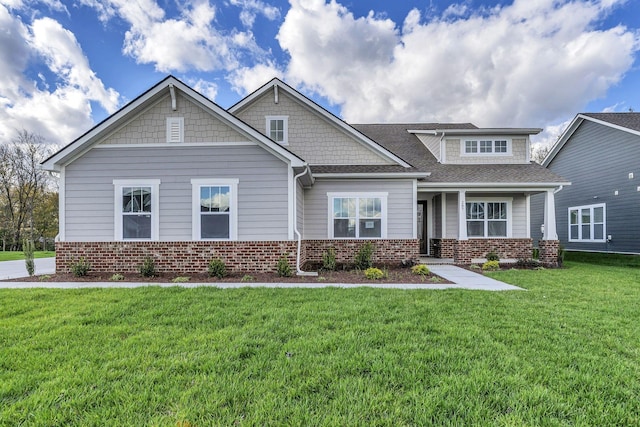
left=409, top=128, right=541, bottom=164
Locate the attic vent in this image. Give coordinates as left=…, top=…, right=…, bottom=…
left=166, top=117, right=184, bottom=143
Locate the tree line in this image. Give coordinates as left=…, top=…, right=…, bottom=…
left=0, top=130, right=58, bottom=251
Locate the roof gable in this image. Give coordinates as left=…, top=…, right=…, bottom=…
left=544, top=113, right=640, bottom=166
left=229, top=79, right=411, bottom=167
left=42, top=76, right=305, bottom=171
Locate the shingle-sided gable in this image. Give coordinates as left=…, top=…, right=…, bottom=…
left=230, top=80, right=408, bottom=166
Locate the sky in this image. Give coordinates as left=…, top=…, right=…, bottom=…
left=1, top=0, right=639, bottom=150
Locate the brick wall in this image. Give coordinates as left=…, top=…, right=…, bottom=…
left=538, top=240, right=559, bottom=267
left=430, top=238, right=533, bottom=264
left=55, top=239, right=420, bottom=274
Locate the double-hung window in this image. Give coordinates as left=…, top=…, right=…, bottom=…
left=466, top=200, right=510, bottom=238
left=568, top=204, right=605, bottom=242
left=265, top=116, right=288, bottom=145
left=328, top=193, right=387, bottom=239
left=114, top=180, right=160, bottom=240
left=191, top=179, right=238, bottom=240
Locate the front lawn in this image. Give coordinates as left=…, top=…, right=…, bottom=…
left=1, top=260, right=639, bottom=425
left=0, top=251, right=55, bottom=261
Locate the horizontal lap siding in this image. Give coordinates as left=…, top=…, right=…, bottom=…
left=303, top=179, right=415, bottom=239
left=547, top=121, right=640, bottom=253
left=64, top=145, right=289, bottom=241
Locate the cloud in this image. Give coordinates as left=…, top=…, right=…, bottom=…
left=275, top=0, right=639, bottom=129
left=228, top=61, right=284, bottom=96
left=0, top=3, right=120, bottom=145
left=191, top=78, right=218, bottom=101
left=229, top=0, right=280, bottom=28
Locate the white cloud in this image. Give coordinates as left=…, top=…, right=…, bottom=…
left=229, top=0, right=280, bottom=28
left=228, top=61, right=284, bottom=95
left=276, top=0, right=639, bottom=130
left=191, top=79, right=218, bottom=101
left=0, top=4, right=120, bottom=145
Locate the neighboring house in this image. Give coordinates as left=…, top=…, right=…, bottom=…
left=42, top=76, right=568, bottom=274
left=531, top=113, right=640, bottom=254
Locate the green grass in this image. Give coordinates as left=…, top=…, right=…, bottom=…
left=0, top=251, right=55, bottom=261
left=1, top=260, right=639, bottom=425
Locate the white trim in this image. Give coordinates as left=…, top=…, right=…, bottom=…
left=190, top=178, right=239, bottom=241
left=113, top=179, right=161, bottom=241
left=327, top=192, right=388, bottom=239
left=288, top=168, right=295, bottom=240
left=409, top=128, right=542, bottom=136
left=314, top=172, right=430, bottom=179
left=525, top=194, right=531, bottom=239
left=417, top=182, right=570, bottom=191
left=458, top=190, right=467, bottom=240
left=441, top=193, right=447, bottom=238
left=567, top=202, right=606, bottom=243
left=266, top=115, right=289, bottom=145
left=460, top=138, right=512, bottom=157
left=58, top=166, right=66, bottom=242
left=426, top=196, right=434, bottom=256
left=94, top=141, right=257, bottom=149
left=465, top=197, right=513, bottom=238
left=166, top=117, right=184, bottom=143
left=412, top=180, right=417, bottom=239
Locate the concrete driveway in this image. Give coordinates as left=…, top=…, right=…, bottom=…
left=0, top=257, right=56, bottom=280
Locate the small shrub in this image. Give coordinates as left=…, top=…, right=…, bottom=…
left=486, top=250, right=500, bottom=262
left=110, top=273, right=124, bottom=281
left=469, top=264, right=481, bottom=270
left=322, top=247, right=337, bottom=271
left=411, top=264, right=430, bottom=276
left=277, top=255, right=293, bottom=277
left=354, top=242, right=374, bottom=270
left=532, top=248, right=540, bottom=259
left=70, top=257, right=91, bottom=277
left=557, top=245, right=565, bottom=267
left=139, top=256, right=156, bottom=277
left=516, top=258, right=542, bottom=269
left=23, top=239, right=35, bottom=276
left=364, top=267, right=385, bottom=280
left=482, top=260, right=500, bottom=271
left=208, top=258, right=228, bottom=279
left=172, top=276, right=190, bottom=283
left=39, top=274, right=51, bottom=281
left=401, top=258, right=417, bottom=268
left=430, top=276, right=442, bottom=283
left=241, top=274, right=255, bottom=282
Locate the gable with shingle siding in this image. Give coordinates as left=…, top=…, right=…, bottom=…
left=233, top=89, right=395, bottom=165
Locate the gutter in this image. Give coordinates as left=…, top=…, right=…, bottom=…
left=293, top=165, right=318, bottom=277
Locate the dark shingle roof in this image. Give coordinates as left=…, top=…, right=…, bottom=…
left=582, top=113, right=640, bottom=132
left=352, top=123, right=567, bottom=184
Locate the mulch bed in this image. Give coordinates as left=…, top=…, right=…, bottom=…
left=5, top=267, right=452, bottom=284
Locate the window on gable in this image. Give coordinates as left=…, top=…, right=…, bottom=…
left=114, top=180, right=160, bottom=241
left=266, top=116, right=288, bottom=145
left=463, top=139, right=511, bottom=155
left=329, top=193, right=387, bottom=239
left=191, top=179, right=238, bottom=240
left=466, top=200, right=510, bottom=238
left=166, top=117, right=184, bottom=143
left=569, top=203, right=605, bottom=242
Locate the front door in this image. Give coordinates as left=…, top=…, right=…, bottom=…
left=418, top=201, right=428, bottom=254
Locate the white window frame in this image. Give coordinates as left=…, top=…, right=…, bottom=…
left=191, top=178, right=239, bottom=241
left=166, top=117, right=184, bottom=143
left=465, top=198, right=512, bottom=238
left=265, top=116, right=288, bottom=145
left=327, top=192, right=388, bottom=239
left=113, top=179, right=160, bottom=241
left=568, top=203, right=606, bottom=242
left=462, top=138, right=511, bottom=156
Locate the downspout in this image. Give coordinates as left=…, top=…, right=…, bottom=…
left=554, top=185, right=564, bottom=194
left=293, top=165, right=317, bottom=276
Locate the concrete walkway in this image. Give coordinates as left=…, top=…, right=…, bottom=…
left=0, top=257, right=56, bottom=280
left=0, top=260, right=521, bottom=291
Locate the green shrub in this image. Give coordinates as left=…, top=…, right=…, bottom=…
left=23, top=239, right=35, bottom=276
left=469, top=264, right=481, bottom=270
left=364, top=267, right=385, bottom=280
left=411, top=264, right=430, bottom=276
left=277, top=255, right=292, bottom=277
left=532, top=248, right=540, bottom=259
left=172, top=276, right=190, bottom=283
left=322, top=247, right=337, bottom=271
left=139, top=256, right=157, bottom=277
left=516, top=258, right=542, bottom=269
left=241, top=274, right=255, bottom=282
left=354, top=242, right=374, bottom=270
left=110, top=273, right=124, bottom=281
left=208, top=258, right=228, bottom=279
left=486, top=250, right=500, bottom=262
left=70, top=257, right=91, bottom=277
left=482, top=260, right=500, bottom=271
left=39, top=274, right=51, bottom=281
left=558, top=245, right=565, bottom=266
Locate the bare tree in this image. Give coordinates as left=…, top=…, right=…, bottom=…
left=0, top=130, right=54, bottom=250
left=531, top=144, right=551, bottom=164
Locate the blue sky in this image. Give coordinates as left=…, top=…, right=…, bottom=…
left=1, top=0, right=639, bottom=148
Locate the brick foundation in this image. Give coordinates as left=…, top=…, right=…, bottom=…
left=538, top=240, right=560, bottom=267
left=55, top=239, right=420, bottom=274
left=430, top=238, right=533, bottom=265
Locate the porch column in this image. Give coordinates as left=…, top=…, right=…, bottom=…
left=458, top=190, right=467, bottom=240
left=543, top=189, right=557, bottom=240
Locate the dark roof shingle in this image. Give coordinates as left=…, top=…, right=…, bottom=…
left=582, top=112, right=640, bottom=132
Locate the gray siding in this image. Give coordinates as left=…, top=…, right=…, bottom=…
left=64, top=145, right=289, bottom=241
left=303, top=179, right=415, bottom=239
left=542, top=120, right=640, bottom=253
